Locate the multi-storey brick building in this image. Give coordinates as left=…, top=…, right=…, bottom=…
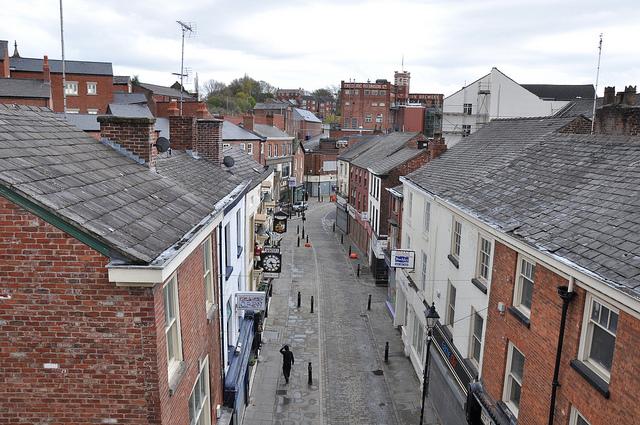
left=222, top=120, right=265, bottom=163
left=0, top=103, right=271, bottom=424
left=340, top=79, right=395, bottom=131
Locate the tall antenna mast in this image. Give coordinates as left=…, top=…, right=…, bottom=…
left=591, top=33, right=603, bottom=134
left=59, top=0, right=67, bottom=112
left=176, top=20, right=193, bottom=116
left=401, top=54, right=404, bottom=72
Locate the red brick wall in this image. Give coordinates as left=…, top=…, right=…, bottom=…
left=594, top=105, right=640, bottom=136
left=558, top=116, right=592, bottom=134
left=223, top=140, right=263, bottom=163
left=483, top=241, right=640, bottom=425
left=0, top=97, right=49, bottom=107
left=11, top=70, right=114, bottom=113
left=340, top=81, right=394, bottom=131
left=154, top=232, right=224, bottom=425
left=400, top=107, right=425, bottom=132
left=196, top=119, right=223, bottom=164
left=0, top=197, right=161, bottom=423
left=170, top=115, right=197, bottom=151
left=98, top=116, right=157, bottom=167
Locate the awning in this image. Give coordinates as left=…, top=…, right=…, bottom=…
left=254, top=213, right=267, bottom=223
left=224, top=315, right=255, bottom=408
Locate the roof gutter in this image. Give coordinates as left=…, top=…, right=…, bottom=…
left=400, top=177, right=640, bottom=318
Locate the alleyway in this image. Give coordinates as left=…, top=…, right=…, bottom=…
left=243, top=201, right=440, bottom=425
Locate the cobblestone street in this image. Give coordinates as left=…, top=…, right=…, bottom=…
left=244, top=201, right=439, bottom=425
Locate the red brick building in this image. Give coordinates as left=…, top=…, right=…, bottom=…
left=222, top=120, right=265, bottom=163
left=341, top=79, right=395, bottom=131
left=0, top=104, right=274, bottom=424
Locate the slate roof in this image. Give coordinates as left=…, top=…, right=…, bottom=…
left=112, top=92, right=148, bottom=105
left=337, top=135, right=382, bottom=161
left=253, top=100, right=290, bottom=110
left=0, top=78, right=50, bottom=98
left=223, top=121, right=263, bottom=141
left=301, top=134, right=323, bottom=152
left=113, top=75, right=130, bottom=85
left=293, top=107, right=321, bottom=123
left=107, top=103, right=154, bottom=118
left=521, top=84, right=595, bottom=101
left=0, top=104, right=219, bottom=264
left=136, top=82, right=194, bottom=100
left=62, top=113, right=100, bottom=131
left=350, top=132, right=422, bottom=175
left=405, top=116, right=640, bottom=298
left=554, top=98, right=602, bottom=118
left=253, top=124, right=292, bottom=139
left=10, top=57, right=113, bottom=75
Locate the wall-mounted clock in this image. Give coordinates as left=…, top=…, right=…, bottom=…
left=261, top=253, right=282, bottom=273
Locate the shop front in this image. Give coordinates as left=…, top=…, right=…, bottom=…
left=223, top=314, right=255, bottom=425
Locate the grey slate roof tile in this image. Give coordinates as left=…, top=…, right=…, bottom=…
left=405, top=116, right=640, bottom=298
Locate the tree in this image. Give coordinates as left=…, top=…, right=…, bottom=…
left=201, top=79, right=226, bottom=98
left=312, top=88, right=334, bottom=101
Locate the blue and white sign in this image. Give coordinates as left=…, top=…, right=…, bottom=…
left=390, top=249, right=415, bottom=269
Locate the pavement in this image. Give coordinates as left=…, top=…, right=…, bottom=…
left=243, top=200, right=440, bottom=425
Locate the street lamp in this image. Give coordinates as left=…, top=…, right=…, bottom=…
left=419, top=302, right=440, bottom=425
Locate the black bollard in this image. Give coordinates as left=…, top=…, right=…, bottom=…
left=310, top=295, right=314, bottom=313
left=333, top=222, right=335, bottom=232
left=367, top=294, right=372, bottom=311
left=306, top=234, right=309, bottom=243
left=302, top=227, right=305, bottom=239
left=297, top=224, right=300, bottom=234
left=349, top=246, right=352, bottom=256
left=269, top=284, right=273, bottom=297
left=384, top=342, right=389, bottom=363
left=341, top=234, right=344, bottom=244
left=297, top=291, right=301, bottom=308
left=357, top=263, right=360, bottom=277
left=308, top=362, right=313, bottom=385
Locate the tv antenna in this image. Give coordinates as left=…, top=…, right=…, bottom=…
left=176, top=20, right=194, bottom=116
left=591, top=33, right=603, bottom=134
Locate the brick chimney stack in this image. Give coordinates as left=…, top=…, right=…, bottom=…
left=196, top=118, right=223, bottom=164
left=167, top=100, right=179, bottom=117
left=42, top=55, right=51, bottom=83
left=98, top=116, right=158, bottom=169
left=243, top=114, right=254, bottom=131
left=195, top=102, right=210, bottom=118
left=266, top=113, right=275, bottom=127
left=428, top=134, right=447, bottom=160
left=623, top=85, right=637, bottom=106
left=0, top=40, right=9, bottom=78
left=603, top=86, right=615, bottom=105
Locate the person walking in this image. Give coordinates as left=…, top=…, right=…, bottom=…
left=279, top=345, right=295, bottom=384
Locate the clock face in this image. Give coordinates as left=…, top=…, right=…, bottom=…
left=262, top=253, right=282, bottom=272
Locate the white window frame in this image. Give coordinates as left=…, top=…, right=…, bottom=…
left=188, top=356, right=212, bottom=425
left=423, top=201, right=431, bottom=234
left=569, top=406, right=591, bottom=425
left=87, top=108, right=98, bottom=115
left=513, top=255, right=535, bottom=317
left=476, top=236, right=492, bottom=283
left=502, top=342, right=525, bottom=417
left=202, top=237, right=215, bottom=312
left=365, top=114, right=372, bottom=123
left=463, top=103, right=472, bottom=115
left=65, top=108, right=80, bottom=114
left=376, top=113, right=383, bottom=123
left=240, top=143, right=245, bottom=151
left=420, top=251, right=428, bottom=291
left=469, top=309, right=484, bottom=367
left=64, top=81, right=78, bottom=96
left=407, top=191, right=413, bottom=219
left=578, top=294, right=618, bottom=382
left=86, top=81, right=97, bottom=95
left=236, top=210, right=242, bottom=258
left=247, top=143, right=253, bottom=154
left=446, top=280, right=456, bottom=328
left=451, top=218, right=462, bottom=259
left=163, top=274, right=183, bottom=378
left=411, top=311, right=425, bottom=361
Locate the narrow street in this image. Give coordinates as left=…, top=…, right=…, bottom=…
left=244, top=201, right=439, bottom=425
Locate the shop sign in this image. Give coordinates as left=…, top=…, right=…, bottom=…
left=288, top=177, right=296, bottom=188
left=273, top=212, right=288, bottom=234
left=347, top=204, right=356, bottom=218
left=432, top=323, right=474, bottom=394
left=390, top=249, right=415, bottom=269
left=236, top=291, right=266, bottom=310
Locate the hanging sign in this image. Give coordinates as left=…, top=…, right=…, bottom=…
left=236, top=291, right=267, bottom=311
left=390, top=249, right=415, bottom=269
left=273, top=212, right=288, bottom=234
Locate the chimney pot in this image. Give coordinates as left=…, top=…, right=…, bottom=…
left=603, top=86, right=615, bottom=105
left=243, top=114, right=254, bottom=131
left=623, top=85, right=637, bottom=106
left=195, top=102, right=209, bottom=118
left=167, top=100, right=179, bottom=117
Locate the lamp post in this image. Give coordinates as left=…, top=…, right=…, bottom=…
left=419, top=302, right=440, bottom=425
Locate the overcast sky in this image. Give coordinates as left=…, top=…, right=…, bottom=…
left=5, top=0, right=639, bottom=96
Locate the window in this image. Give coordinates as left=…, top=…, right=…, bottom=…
left=371, top=103, right=378, bottom=107
left=364, top=89, right=370, bottom=95
left=345, top=102, right=350, bottom=106
left=86, top=82, right=97, bottom=95
left=240, top=143, right=245, bottom=151
left=423, top=201, right=431, bottom=233
left=407, top=192, right=413, bottom=218
left=344, top=89, right=350, bottom=95
left=236, top=210, right=242, bottom=258
left=353, top=90, right=359, bottom=95
left=64, top=81, right=78, bottom=95
left=379, top=90, right=386, bottom=96
left=463, top=103, right=472, bottom=114
left=163, top=275, right=183, bottom=375
left=503, top=343, right=525, bottom=416
left=570, top=407, right=591, bottom=425
left=247, top=143, right=253, bottom=154
left=202, top=237, right=214, bottom=311
left=365, top=114, right=372, bottom=123
left=412, top=312, right=425, bottom=360
left=376, top=113, right=383, bottom=123
left=87, top=108, right=98, bottom=115
left=224, top=224, right=231, bottom=275
left=379, top=102, right=385, bottom=106
left=581, top=297, right=618, bottom=378
left=477, top=237, right=492, bottom=282
left=446, top=281, right=456, bottom=327
left=274, top=144, right=278, bottom=157
left=451, top=219, right=462, bottom=259
left=420, top=252, right=428, bottom=291
left=189, top=357, right=211, bottom=425
left=65, top=108, right=79, bottom=114
left=514, top=257, right=535, bottom=315
left=268, top=144, right=272, bottom=157
left=470, top=310, right=484, bottom=365
left=351, top=117, right=358, bottom=128
left=462, top=125, right=471, bottom=137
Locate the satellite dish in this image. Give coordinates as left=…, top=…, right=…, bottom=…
left=155, top=137, right=170, bottom=153
left=223, top=156, right=235, bottom=167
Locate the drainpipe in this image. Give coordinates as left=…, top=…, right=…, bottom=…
left=548, top=278, right=576, bottom=425
left=218, top=223, right=226, bottom=386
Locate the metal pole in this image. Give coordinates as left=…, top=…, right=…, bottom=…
left=367, top=294, right=371, bottom=310
left=357, top=264, right=361, bottom=277
left=384, top=342, right=389, bottom=363
left=297, top=236, right=300, bottom=247
left=310, top=296, right=314, bottom=313
left=419, top=331, right=433, bottom=425
left=308, top=362, right=313, bottom=385
left=179, top=27, right=185, bottom=116
left=59, top=0, right=67, bottom=112
left=297, top=291, right=301, bottom=308
left=591, top=33, right=603, bottom=135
